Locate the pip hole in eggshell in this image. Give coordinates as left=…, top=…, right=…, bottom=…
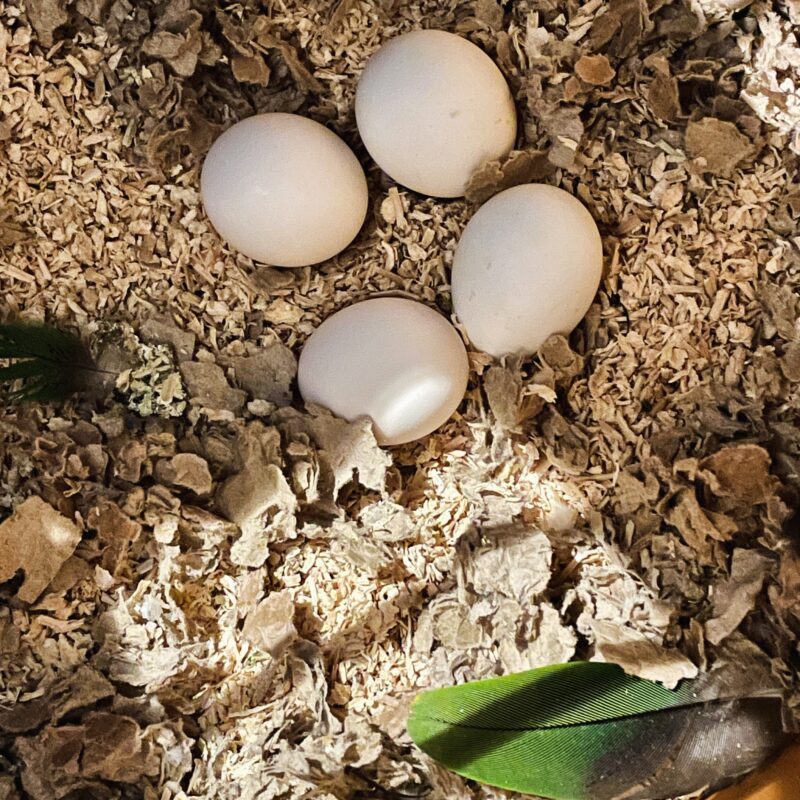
left=355, top=29, right=517, bottom=198
left=298, top=297, right=470, bottom=446
left=451, top=183, right=604, bottom=358
left=200, top=112, right=368, bottom=268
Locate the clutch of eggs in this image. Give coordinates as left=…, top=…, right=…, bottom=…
left=356, top=30, right=517, bottom=198
left=298, top=298, right=469, bottom=446
left=452, top=184, right=603, bottom=358
left=201, top=113, right=368, bottom=267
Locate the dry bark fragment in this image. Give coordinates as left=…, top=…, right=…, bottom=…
left=543, top=108, right=584, bottom=168
left=781, top=341, right=800, bottom=381
left=588, top=0, right=653, bottom=58
left=217, top=423, right=297, bottom=566
left=666, top=489, right=734, bottom=564
left=484, top=364, right=554, bottom=429
left=0, top=666, right=114, bottom=733
left=473, top=0, right=504, bottom=30
left=139, top=317, right=196, bottom=363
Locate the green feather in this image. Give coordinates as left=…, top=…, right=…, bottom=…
left=0, top=321, right=95, bottom=403
left=407, top=662, right=790, bottom=800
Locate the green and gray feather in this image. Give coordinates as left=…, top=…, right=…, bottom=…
left=408, top=661, right=791, bottom=800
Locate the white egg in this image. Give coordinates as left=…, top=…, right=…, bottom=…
left=451, top=183, right=603, bottom=358
left=298, top=298, right=469, bottom=445
left=201, top=113, right=368, bottom=267
left=355, top=30, right=517, bottom=198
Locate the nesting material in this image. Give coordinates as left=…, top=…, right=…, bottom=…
left=0, top=1, right=798, bottom=799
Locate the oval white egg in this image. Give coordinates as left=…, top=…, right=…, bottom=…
left=201, top=113, right=368, bottom=267
left=298, top=298, right=469, bottom=445
left=451, top=183, right=603, bottom=358
left=355, top=30, right=517, bottom=198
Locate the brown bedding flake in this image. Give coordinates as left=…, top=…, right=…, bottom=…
left=773, top=548, right=800, bottom=626
left=592, top=620, right=698, bottom=688
left=242, top=590, right=298, bottom=659
left=575, top=54, right=616, bottom=86
left=142, top=3, right=203, bottom=78
left=665, top=489, right=734, bottom=564
left=253, top=20, right=323, bottom=95
left=648, top=69, right=681, bottom=121
left=180, top=361, right=246, bottom=415
left=143, top=30, right=202, bottom=78
left=588, top=0, right=653, bottom=58
left=472, top=0, right=504, bottom=30
left=780, top=341, right=800, bottom=381
left=0, top=498, right=82, bottom=603
left=139, top=316, right=196, bottom=363
left=465, top=149, right=553, bottom=204
left=24, top=0, right=68, bottom=46
left=705, top=549, right=776, bottom=645
left=155, top=453, right=213, bottom=496
left=225, top=344, right=297, bottom=406
left=279, top=407, right=391, bottom=497
left=217, top=423, right=297, bottom=566
left=543, top=107, right=584, bottom=168
left=16, top=713, right=158, bottom=799
left=47, top=556, right=91, bottom=595
left=87, top=501, right=143, bottom=576
left=699, top=444, right=779, bottom=507
left=760, top=281, right=799, bottom=341
left=0, top=666, right=113, bottom=734
left=685, top=118, right=755, bottom=176
left=232, top=54, right=271, bottom=86
left=539, top=335, right=586, bottom=386
left=484, top=362, right=555, bottom=429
